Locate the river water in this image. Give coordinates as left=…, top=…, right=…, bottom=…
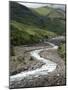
left=10, top=42, right=58, bottom=82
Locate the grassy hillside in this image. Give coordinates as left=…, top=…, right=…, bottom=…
left=10, top=2, right=41, bottom=27
left=58, top=43, right=65, bottom=60
left=10, top=2, right=65, bottom=46
left=33, top=6, right=52, bottom=16
left=10, top=20, right=56, bottom=45
left=33, top=6, right=65, bottom=18
left=33, top=6, right=65, bottom=34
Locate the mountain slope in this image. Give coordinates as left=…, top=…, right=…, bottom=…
left=33, top=6, right=65, bottom=18
left=10, top=20, right=56, bottom=45
left=10, top=2, right=65, bottom=46
left=33, top=6, right=65, bottom=34
left=10, top=2, right=41, bottom=27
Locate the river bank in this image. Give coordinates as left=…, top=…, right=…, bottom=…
left=10, top=46, right=45, bottom=76
left=10, top=44, right=66, bottom=88
left=10, top=36, right=66, bottom=88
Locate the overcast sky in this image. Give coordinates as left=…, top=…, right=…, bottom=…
left=19, top=2, right=48, bottom=8
left=19, top=2, right=65, bottom=10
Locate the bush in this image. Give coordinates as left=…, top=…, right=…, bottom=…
left=58, top=43, right=65, bottom=59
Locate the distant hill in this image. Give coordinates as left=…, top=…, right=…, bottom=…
left=33, top=6, right=65, bottom=18
left=10, top=2, right=65, bottom=46
left=33, top=6, right=65, bottom=34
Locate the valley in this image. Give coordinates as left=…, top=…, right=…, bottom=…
left=9, top=2, right=66, bottom=88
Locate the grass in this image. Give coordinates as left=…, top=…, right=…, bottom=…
left=33, top=6, right=64, bottom=18
left=33, top=7, right=51, bottom=16
left=10, top=20, right=56, bottom=46
left=10, top=2, right=65, bottom=46
left=58, top=43, right=65, bottom=60
left=45, top=18, right=65, bottom=35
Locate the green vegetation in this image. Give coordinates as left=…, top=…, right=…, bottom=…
left=58, top=43, right=65, bottom=60
left=10, top=2, right=65, bottom=46
left=33, top=6, right=65, bottom=34
left=45, top=18, right=65, bottom=34
left=33, top=6, right=65, bottom=18
left=10, top=20, right=56, bottom=45
left=33, top=7, right=52, bottom=16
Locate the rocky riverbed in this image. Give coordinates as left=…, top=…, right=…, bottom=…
left=9, top=38, right=66, bottom=88
left=10, top=45, right=46, bottom=75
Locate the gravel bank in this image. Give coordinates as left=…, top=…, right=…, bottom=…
left=10, top=43, right=66, bottom=88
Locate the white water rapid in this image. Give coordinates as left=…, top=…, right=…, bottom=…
left=10, top=42, right=58, bottom=82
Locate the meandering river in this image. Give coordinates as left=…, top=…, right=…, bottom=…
left=10, top=41, right=59, bottom=82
